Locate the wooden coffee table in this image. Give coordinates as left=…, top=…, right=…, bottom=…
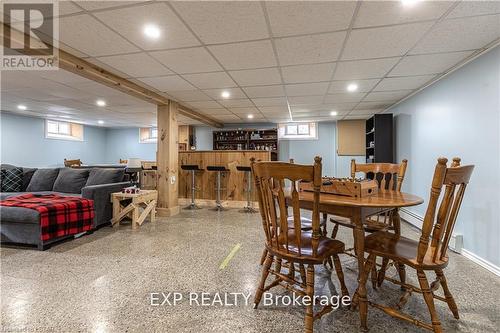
left=111, top=190, right=157, bottom=229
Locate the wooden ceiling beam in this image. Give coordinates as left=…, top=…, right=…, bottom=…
left=1, top=23, right=223, bottom=128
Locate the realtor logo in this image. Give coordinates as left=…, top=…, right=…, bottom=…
left=1, top=1, right=59, bottom=70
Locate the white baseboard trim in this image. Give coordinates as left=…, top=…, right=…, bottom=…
left=399, top=208, right=500, bottom=277
left=462, top=249, right=500, bottom=277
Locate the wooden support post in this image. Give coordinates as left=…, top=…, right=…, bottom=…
left=157, top=102, right=180, bottom=216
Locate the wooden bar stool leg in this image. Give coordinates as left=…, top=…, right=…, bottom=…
left=417, top=270, right=443, bottom=333
left=435, top=269, right=459, bottom=319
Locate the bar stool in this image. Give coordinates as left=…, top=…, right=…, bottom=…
left=236, top=166, right=257, bottom=213
left=181, top=164, right=203, bottom=210
left=206, top=165, right=230, bottom=211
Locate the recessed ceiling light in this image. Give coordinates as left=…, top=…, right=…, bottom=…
left=96, top=99, right=106, bottom=107
left=401, top=0, right=420, bottom=6
left=98, top=120, right=104, bottom=125
left=143, top=24, right=161, bottom=39
left=17, top=104, right=27, bottom=110
left=347, top=83, right=358, bottom=92
left=221, top=91, right=231, bottom=99
left=247, top=114, right=254, bottom=119
left=330, top=111, right=338, bottom=116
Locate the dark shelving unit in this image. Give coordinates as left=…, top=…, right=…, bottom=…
left=213, top=128, right=278, bottom=160
left=365, top=114, right=393, bottom=163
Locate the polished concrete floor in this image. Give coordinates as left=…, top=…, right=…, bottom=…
left=1, top=209, right=499, bottom=332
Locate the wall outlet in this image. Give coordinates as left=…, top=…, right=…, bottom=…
left=170, top=175, right=176, bottom=185
left=448, top=234, right=463, bottom=253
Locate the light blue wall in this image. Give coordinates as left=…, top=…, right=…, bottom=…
left=104, top=128, right=156, bottom=163
left=388, top=46, right=500, bottom=267
left=0, top=113, right=107, bottom=168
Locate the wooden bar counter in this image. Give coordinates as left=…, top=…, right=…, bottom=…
left=178, top=150, right=271, bottom=202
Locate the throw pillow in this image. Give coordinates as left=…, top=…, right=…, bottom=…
left=26, top=168, right=60, bottom=192
left=53, top=168, right=89, bottom=194
left=21, top=168, right=37, bottom=191
left=85, top=168, right=125, bottom=186
left=1, top=167, right=23, bottom=192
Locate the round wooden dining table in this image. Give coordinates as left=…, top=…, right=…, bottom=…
left=293, top=190, right=424, bottom=330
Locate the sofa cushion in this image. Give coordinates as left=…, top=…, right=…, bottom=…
left=85, top=168, right=125, bottom=186
left=53, top=168, right=89, bottom=194
left=1, top=167, right=23, bottom=192
left=22, top=168, right=37, bottom=191
left=26, top=168, right=60, bottom=192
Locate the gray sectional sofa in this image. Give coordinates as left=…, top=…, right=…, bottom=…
left=0, top=165, right=130, bottom=250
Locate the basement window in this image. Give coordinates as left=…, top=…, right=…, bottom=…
left=140, top=127, right=158, bottom=143
left=278, top=122, right=318, bottom=140
left=45, top=120, right=83, bottom=141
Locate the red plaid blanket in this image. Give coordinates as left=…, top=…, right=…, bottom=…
left=0, top=194, right=94, bottom=241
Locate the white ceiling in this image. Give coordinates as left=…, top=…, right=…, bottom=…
left=1, top=0, right=500, bottom=127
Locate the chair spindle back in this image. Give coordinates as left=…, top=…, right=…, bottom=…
left=251, top=157, right=322, bottom=258
left=418, top=157, right=474, bottom=263
left=351, top=159, right=408, bottom=192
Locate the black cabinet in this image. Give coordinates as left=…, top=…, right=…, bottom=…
left=365, top=114, right=393, bottom=163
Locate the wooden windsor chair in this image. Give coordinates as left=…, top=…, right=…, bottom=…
left=328, top=159, right=408, bottom=288
left=252, top=156, right=348, bottom=333
left=357, top=157, right=474, bottom=333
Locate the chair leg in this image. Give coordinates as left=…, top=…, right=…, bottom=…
left=299, top=264, right=307, bottom=285
left=259, top=248, right=268, bottom=265
left=417, top=270, right=443, bottom=333
left=330, top=223, right=339, bottom=239
left=332, top=254, right=349, bottom=297
left=305, top=264, right=315, bottom=333
left=359, top=253, right=377, bottom=332
left=370, top=256, right=378, bottom=290
left=254, top=253, right=273, bottom=308
left=377, top=258, right=389, bottom=287
left=435, top=269, right=459, bottom=319
left=397, top=262, right=407, bottom=291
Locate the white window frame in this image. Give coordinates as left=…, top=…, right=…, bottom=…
left=45, top=120, right=83, bottom=141
left=278, top=122, right=318, bottom=140
left=139, top=127, right=158, bottom=143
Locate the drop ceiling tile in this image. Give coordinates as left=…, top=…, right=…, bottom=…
left=352, top=109, right=384, bottom=115
left=186, top=101, right=223, bottom=109
left=28, top=70, right=90, bottom=85
left=265, top=1, right=356, bottom=37
left=208, top=40, right=277, bottom=70
left=287, top=95, right=325, bottom=106
left=74, top=1, right=146, bottom=11
left=171, top=1, right=268, bottom=44
left=447, top=1, right=500, bottom=19
left=354, top=1, right=452, bottom=28
left=258, top=106, right=290, bottom=114
left=200, top=109, right=234, bottom=116
left=334, top=57, right=400, bottom=80
left=356, top=101, right=392, bottom=110
left=329, top=79, right=379, bottom=93
left=343, top=114, right=372, bottom=120
left=229, top=68, right=282, bottom=87
left=374, top=75, right=436, bottom=91
left=212, top=114, right=242, bottom=122
left=389, top=51, right=473, bottom=76
left=94, top=3, right=200, bottom=50
left=281, top=63, right=336, bottom=84
left=229, top=107, right=260, bottom=114
left=149, top=47, right=221, bottom=74
left=291, top=103, right=355, bottom=112
left=60, top=1, right=85, bottom=16
left=285, top=82, right=329, bottom=97
left=243, top=85, right=285, bottom=98
left=182, top=72, right=236, bottom=89
left=411, top=14, right=500, bottom=54
left=58, top=14, right=139, bottom=56
left=166, top=90, right=211, bottom=102
left=275, top=32, right=346, bottom=66
left=342, top=22, right=433, bottom=60
left=95, top=53, right=172, bottom=78
left=364, top=90, right=413, bottom=102
left=219, top=99, right=255, bottom=108
left=324, top=93, right=365, bottom=104
left=138, top=75, right=196, bottom=92
left=202, top=88, right=246, bottom=100
left=251, top=97, right=287, bottom=107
